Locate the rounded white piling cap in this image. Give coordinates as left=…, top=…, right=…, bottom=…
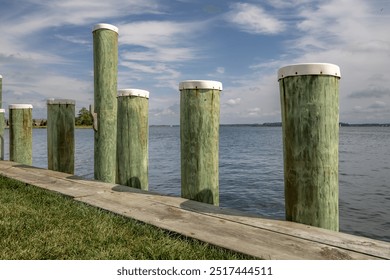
left=0, top=109, right=5, bottom=113
left=278, top=63, right=341, bottom=80
left=93, top=23, right=119, bottom=34
left=47, top=98, right=76, bottom=105
left=118, top=89, right=150, bottom=99
left=9, top=104, right=33, bottom=109
left=0, top=75, right=2, bottom=79
left=179, top=80, right=223, bottom=90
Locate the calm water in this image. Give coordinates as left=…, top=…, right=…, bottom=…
left=2, top=126, right=389, bottom=242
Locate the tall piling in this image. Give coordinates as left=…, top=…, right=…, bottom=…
left=47, top=99, right=75, bottom=174
left=92, top=23, right=118, bottom=183
left=116, top=89, right=149, bottom=190
left=0, top=109, right=4, bottom=160
left=278, top=63, right=341, bottom=231
left=0, top=76, right=4, bottom=160
left=0, top=75, right=3, bottom=108
left=180, top=80, right=222, bottom=206
left=9, top=104, right=33, bottom=165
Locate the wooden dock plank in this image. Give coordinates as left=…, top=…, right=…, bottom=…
left=75, top=190, right=378, bottom=260
left=0, top=163, right=108, bottom=198
left=0, top=161, right=389, bottom=260
left=133, top=190, right=390, bottom=259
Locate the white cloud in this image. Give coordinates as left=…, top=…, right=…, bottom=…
left=2, top=71, right=92, bottom=118
left=346, top=100, right=390, bottom=122
left=207, top=67, right=226, bottom=78
left=118, top=20, right=207, bottom=90
left=225, top=98, right=241, bottom=106
left=119, top=21, right=204, bottom=48
left=287, top=0, right=390, bottom=123
left=0, top=0, right=163, bottom=119
left=226, top=2, right=285, bottom=34
left=118, top=20, right=206, bottom=65
left=1, top=0, right=389, bottom=125
left=247, top=107, right=261, bottom=116
left=266, top=0, right=314, bottom=9
left=121, top=48, right=195, bottom=63
left=217, top=67, right=225, bottom=74
left=369, top=101, right=387, bottom=109
left=4, top=0, right=162, bottom=35
left=55, top=35, right=89, bottom=45
left=349, top=87, right=390, bottom=99
left=226, top=0, right=390, bottom=124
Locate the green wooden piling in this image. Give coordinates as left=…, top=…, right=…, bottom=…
left=0, top=75, right=2, bottom=108
left=47, top=99, right=75, bottom=174
left=180, top=80, right=222, bottom=206
left=0, top=109, right=4, bottom=160
left=278, top=63, right=341, bottom=231
left=116, top=89, right=149, bottom=190
left=92, top=23, right=118, bottom=183
left=0, top=76, right=4, bottom=160
left=9, top=104, right=33, bottom=165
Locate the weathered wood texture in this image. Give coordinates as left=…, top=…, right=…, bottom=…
left=47, top=101, right=75, bottom=174
left=9, top=108, right=33, bottom=165
left=0, top=76, right=2, bottom=108
left=0, top=160, right=389, bottom=260
left=180, top=89, right=220, bottom=205
left=0, top=111, right=4, bottom=160
left=279, top=75, right=339, bottom=231
left=93, top=27, right=118, bottom=183
left=0, top=77, right=3, bottom=160
left=116, top=96, right=149, bottom=190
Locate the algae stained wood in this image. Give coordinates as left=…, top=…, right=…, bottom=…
left=116, top=96, right=149, bottom=190
left=0, top=77, right=2, bottom=108
left=0, top=78, right=3, bottom=159
left=280, top=75, right=339, bottom=231
left=47, top=103, right=75, bottom=174
left=93, top=28, right=118, bottom=183
left=180, top=88, right=220, bottom=205
left=0, top=112, right=4, bottom=160
left=9, top=109, right=33, bottom=165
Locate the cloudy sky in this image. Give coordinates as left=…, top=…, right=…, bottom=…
left=0, top=0, right=389, bottom=124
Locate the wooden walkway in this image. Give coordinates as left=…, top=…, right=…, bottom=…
left=0, top=160, right=389, bottom=260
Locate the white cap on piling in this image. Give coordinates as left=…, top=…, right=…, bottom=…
left=9, top=104, right=33, bottom=109
left=277, top=63, right=341, bottom=80
left=0, top=75, right=2, bottom=79
left=47, top=98, right=76, bottom=105
left=179, top=80, right=223, bottom=90
left=118, top=89, right=149, bottom=99
left=0, top=109, right=5, bottom=113
left=92, top=23, right=119, bottom=34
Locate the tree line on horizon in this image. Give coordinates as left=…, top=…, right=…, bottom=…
left=3, top=107, right=93, bottom=127
left=3, top=107, right=390, bottom=127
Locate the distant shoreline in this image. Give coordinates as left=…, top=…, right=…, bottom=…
left=150, top=123, right=390, bottom=128
left=3, top=123, right=390, bottom=129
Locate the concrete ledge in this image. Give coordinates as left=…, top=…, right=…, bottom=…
left=0, top=161, right=389, bottom=260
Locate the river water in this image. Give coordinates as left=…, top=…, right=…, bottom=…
left=2, top=126, right=389, bottom=242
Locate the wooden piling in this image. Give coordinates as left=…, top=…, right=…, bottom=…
left=278, top=63, right=341, bottom=231
left=0, top=109, right=4, bottom=160
left=92, top=23, right=118, bottom=183
left=9, top=104, right=33, bottom=165
left=47, top=99, right=75, bottom=174
left=116, top=89, right=149, bottom=190
left=0, top=75, right=2, bottom=108
left=179, top=80, right=222, bottom=206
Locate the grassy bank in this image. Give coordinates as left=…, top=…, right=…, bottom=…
left=0, top=175, right=256, bottom=260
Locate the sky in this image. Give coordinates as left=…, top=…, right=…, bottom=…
left=0, top=0, right=389, bottom=125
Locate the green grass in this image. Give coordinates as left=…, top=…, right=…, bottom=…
left=0, top=175, right=256, bottom=260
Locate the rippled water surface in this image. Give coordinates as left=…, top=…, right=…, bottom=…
left=2, top=126, right=389, bottom=242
